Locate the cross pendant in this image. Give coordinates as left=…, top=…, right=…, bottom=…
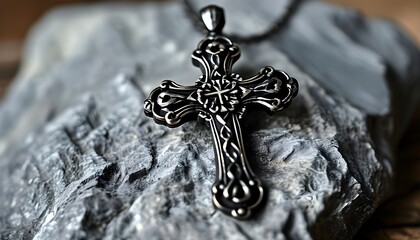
left=144, top=5, right=298, bottom=219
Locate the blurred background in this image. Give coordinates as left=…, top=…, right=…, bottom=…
left=0, top=0, right=419, bottom=99
left=0, top=0, right=419, bottom=239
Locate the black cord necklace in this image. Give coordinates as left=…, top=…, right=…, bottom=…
left=183, top=0, right=303, bottom=44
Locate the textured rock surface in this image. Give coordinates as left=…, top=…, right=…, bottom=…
left=0, top=0, right=419, bottom=239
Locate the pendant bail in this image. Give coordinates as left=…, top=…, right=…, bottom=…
left=200, top=5, right=225, bottom=35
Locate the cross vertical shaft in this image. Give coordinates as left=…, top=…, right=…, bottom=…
left=207, top=112, right=263, bottom=218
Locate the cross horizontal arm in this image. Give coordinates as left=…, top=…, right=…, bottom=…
left=239, top=67, right=298, bottom=113
left=144, top=80, right=203, bottom=128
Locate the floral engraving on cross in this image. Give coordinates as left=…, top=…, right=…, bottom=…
left=144, top=5, right=298, bottom=219
left=196, top=74, right=242, bottom=113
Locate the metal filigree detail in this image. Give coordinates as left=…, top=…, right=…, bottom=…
left=196, top=74, right=242, bottom=113
left=144, top=5, right=298, bottom=219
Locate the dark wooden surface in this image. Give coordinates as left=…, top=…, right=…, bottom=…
left=0, top=1, right=419, bottom=239
left=0, top=42, right=20, bottom=98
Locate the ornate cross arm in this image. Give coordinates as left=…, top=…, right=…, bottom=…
left=240, top=66, right=298, bottom=115
left=143, top=5, right=299, bottom=219
left=144, top=80, right=202, bottom=128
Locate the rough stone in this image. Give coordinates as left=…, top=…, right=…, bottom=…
left=0, top=0, right=419, bottom=239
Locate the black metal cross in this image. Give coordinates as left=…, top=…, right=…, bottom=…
left=144, top=5, right=298, bottom=219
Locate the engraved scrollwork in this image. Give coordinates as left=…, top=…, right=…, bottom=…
left=192, top=37, right=240, bottom=81
left=210, top=113, right=264, bottom=219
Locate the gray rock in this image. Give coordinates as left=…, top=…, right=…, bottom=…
left=0, top=0, right=419, bottom=239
